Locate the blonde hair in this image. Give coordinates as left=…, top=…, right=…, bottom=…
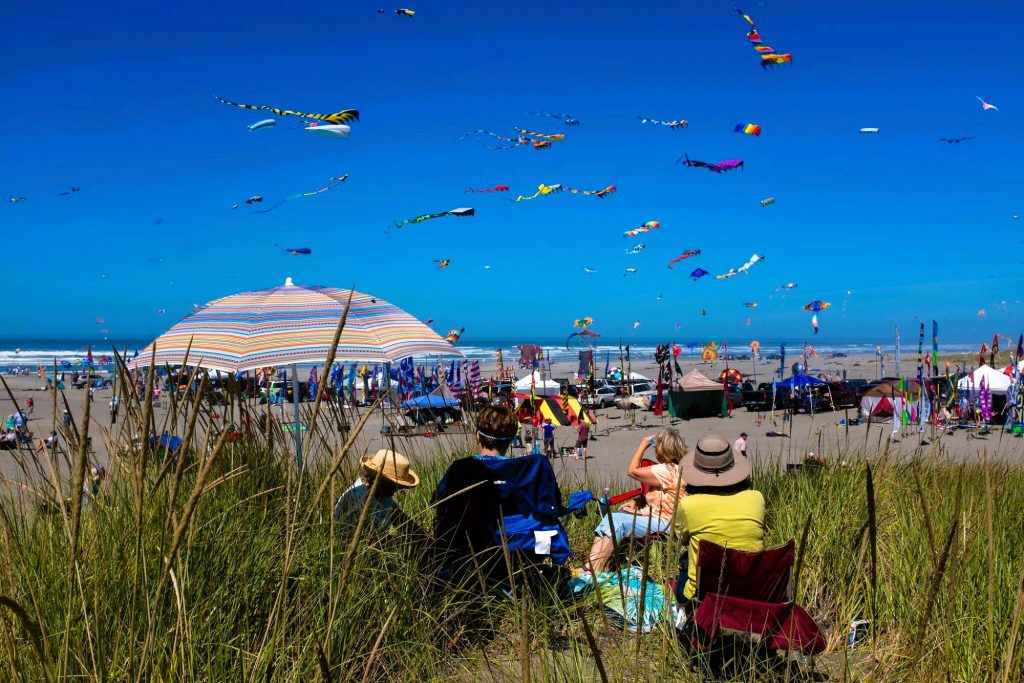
left=653, top=428, right=686, bottom=464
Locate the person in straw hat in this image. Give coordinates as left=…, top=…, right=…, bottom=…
left=675, top=434, right=765, bottom=602
left=334, top=448, right=420, bottom=531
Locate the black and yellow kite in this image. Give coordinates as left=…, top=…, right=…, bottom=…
left=215, top=96, right=359, bottom=126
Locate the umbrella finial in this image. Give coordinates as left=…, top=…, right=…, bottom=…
left=284, top=276, right=294, bottom=286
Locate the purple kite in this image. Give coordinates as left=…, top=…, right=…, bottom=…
left=690, top=268, right=709, bottom=280
left=677, top=154, right=744, bottom=174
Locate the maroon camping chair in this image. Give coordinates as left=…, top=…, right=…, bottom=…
left=688, top=539, right=825, bottom=668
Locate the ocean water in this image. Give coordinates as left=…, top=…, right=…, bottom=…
left=0, top=336, right=981, bottom=371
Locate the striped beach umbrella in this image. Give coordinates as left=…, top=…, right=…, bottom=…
left=128, top=278, right=462, bottom=372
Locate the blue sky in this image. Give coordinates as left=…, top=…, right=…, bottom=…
left=2, top=0, right=1021, bottom=347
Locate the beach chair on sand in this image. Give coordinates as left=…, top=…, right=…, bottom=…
left=599, top=459, right=671, bottom=568
left=680, top=539, right=825, bottom=677
left=430, top=453, right=593, bottom=592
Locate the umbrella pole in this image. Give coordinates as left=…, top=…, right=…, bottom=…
left=292, top=363, right=303, bottom=472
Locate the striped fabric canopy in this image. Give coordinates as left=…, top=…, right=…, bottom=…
left=128, top=279, right=462, bottom=372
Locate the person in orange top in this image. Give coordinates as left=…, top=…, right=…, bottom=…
left=583, top=428, right=686, bottom=573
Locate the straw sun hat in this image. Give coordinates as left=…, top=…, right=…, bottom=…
left=360, top=449, right=420, bottom=488
left=680, top=435, right=750, bottom=487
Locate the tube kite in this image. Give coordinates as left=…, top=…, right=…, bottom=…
left=624, top=268, right=637, bottom=276
left=737, top=253, right=764, bottom=273
left=734, top=123, right=762, bottom=136
left=513, top=128, right=565, bottom=141
left=58, top=187, right=81, bottom=196
left=735, top=8, right=792, bottom=69
left=811, top=314, right=819, bottom=334
left=859, top=128, right=880, bottom=134
left=624, top=221, right=660, bottom=238
left=395, top=9, right=415, bottom=17
left=638, top=116, right=688, bottom=129
left=667, top=249, right=701, bottom=269
left=939, top=136, right=974, bottom=144
left=583, top=267, right=597, bottom=274
left=248, top=119, right=275, bottom=131
left=284, top=248, right=312, bottom=255
left=744, top=302, right=758, bottom=308
left=254, top=175, right=349, bottom=215
left=528, top=112, right=579, bottom=126
left=393, top=207, right=474, bottom=229
left=678, top=155, right=744, bottom=173
left=760, top=197, right=775, bottom=207
left=465, top=185, right=509, bottom=193
left=7, top=197, right=27, bottom=203
left=215, top=96, right=358, bottom=126
left=625, top=244, right=646, bottom=255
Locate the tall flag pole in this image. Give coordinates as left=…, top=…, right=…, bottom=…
left=931, top=320, right=939, bottom=378
left=894, top=325, right=901, bottom=380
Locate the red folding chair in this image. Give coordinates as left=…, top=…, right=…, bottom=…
left=687, top=539, right=825, bottom=674
left=604, top=458, right=658, bottom=507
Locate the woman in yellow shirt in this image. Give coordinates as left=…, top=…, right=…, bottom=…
left=675, top=435, right=765, bottom=601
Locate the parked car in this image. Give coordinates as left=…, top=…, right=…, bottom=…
left=741, top=382, right=787, bottom=411
left=799, top=382, right=858, bottom=412
left=581, top=385, right=619, bottom=408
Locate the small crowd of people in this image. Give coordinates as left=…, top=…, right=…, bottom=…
left=334, top=404, right=762, bottom=602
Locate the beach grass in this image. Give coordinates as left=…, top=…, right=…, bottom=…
left=0, top=371, right=1022, bottom=682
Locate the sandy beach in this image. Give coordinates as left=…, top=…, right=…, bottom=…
left=4, top=349, right=1020, bottom=493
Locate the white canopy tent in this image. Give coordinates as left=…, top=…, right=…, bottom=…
left=515, top=371, right=562, bottom=396
left=956, top=365, right=1012, bottom=395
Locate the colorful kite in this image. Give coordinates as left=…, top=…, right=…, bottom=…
left=248, top=119, right=275, bottom=131
left=7, top=197, right=27, bottom=203
left=284, top=248, right=312, bottom=255
left=254, top=175, right=349, bottom=215
left=678, top=154, right=744, bottom=173
left=574, top=317, right=593, bottom=328
left=977, top=96, right=998, bottom=111
left=716, top=269, right=739, bottom=280
left=465, top=184, right=509, bottom=193
left=625, top=244, right=646, bottom=255
left=939, top=136, right=974, bottom=144
left=691, top=268, right=709, bottom=280
left=624, top=268, right=638, bottom=276
left=978, top=309, right=986, bottom=318
left=734, top=123, right=761, bottom=136
left=778, top=282, right=798, bottom=290
left=433, top=259, right=452, bottom=270
left=667, top=249, right=701, bottom=269
left=305, top=124, right=351, bottom=140
left=760, top=197, right=775, bottom=207
left=514, top=183, right=616, bottom=202
left=624, top=221, right=660, bottom=238
left=803, top=300, right=830, bottom=312
left=445, top=328, right=465, bottom=345
left=744, top=302, right=758, bottom=308
left=215, top=96, right=358, bottom=126
left=393, top=207, right=474, bottom=229
left=750, top=340, right=760, bottom=356
left=566, top=329, right=600, bottom=349
left=811, top=314, right=819, bottom=334
left=735, top=8, right=792, bottom=69
left=528, top=112, right=579, bottom=126
left=638, top=116, right=688, bottom=129
left=514, top=128, right=565, bottom=141
left=395, top=9, right=415, bottom=17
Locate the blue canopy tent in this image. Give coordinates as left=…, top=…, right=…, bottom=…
left=774, top=375, right=826, bottom=389
left=401, top=394, right=461, bottom=409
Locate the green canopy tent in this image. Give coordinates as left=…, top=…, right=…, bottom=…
left=668, top=369, right=726, bottom=419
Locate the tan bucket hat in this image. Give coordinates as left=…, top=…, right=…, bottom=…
left=360, top=449, right=420, bottom=488
left=680, top=435, right=750, bottom=487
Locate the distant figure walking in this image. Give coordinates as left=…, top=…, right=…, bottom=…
left=26, top=396, right=34, bottom=416
left=542, top=419, right=556, bottom=458
left=574, top=419, right=590, bottom=460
